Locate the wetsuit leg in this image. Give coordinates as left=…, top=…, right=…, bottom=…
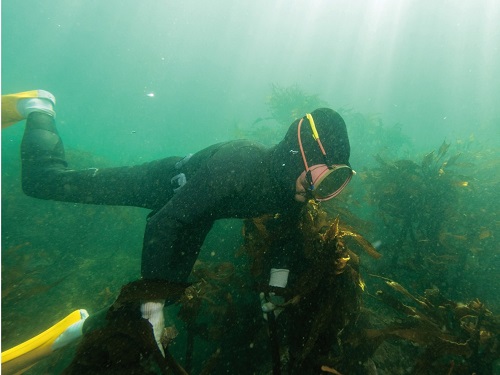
left=21, top=112, right=181, bottom=210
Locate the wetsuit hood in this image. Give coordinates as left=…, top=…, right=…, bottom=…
left=271, top=108, right=351, bottom=199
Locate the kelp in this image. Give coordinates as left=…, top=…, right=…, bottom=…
left=3, top=138, right=496, bottom=374
left=362, top=139, right=499, bottom=318
left=338, top=108, right=413, bottom=163
left=231, top=84, right=330, bottom=145
left=241, top=201, right=380, bottom=374
left=300, top=200, right=380, bottom=271
left=362, top=275, right=500, bottom=374
left=175, top=193, right=499, bottom=373
left=266, top=83, right=329, bottom=127
left=172, top=201, right=380, bottom=374
left=363, top=142, right=477, bottom=292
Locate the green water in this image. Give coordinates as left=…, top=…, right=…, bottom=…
left=2, top=1, right=499, bottom=374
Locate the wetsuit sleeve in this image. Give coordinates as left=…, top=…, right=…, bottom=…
left=21, top=112, right=179, bottom=210
left=141, top=144, right=250, bottom=281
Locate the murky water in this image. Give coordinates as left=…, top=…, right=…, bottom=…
left=2, top=1, right=499, bottom=374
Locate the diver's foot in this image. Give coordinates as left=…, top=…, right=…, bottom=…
left=141, top=300, right=166, bottom=357
left=52, top=309, right=89, bottom=350
left=2, top=89, right=56, bottom=128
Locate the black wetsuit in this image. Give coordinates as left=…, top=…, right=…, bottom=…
left=21, top=108, right=350, bottom=284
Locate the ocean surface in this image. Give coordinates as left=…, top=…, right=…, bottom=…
left=2, top=1, right=499, bottom=374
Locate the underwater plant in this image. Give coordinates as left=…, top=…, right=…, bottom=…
left=277, top=202, right=380, bottom=374
left=265, top=83, right=329, bottom=127
left=3, top=113, right=497, bottom=374
left=362, top=142, right=475, bottom=293
left=233, top=83, right=331, bottom=146
left=337, top=107, right=413, bottom=165
left=165, top=195, right=498, bottom=374
left=362, top=275, right=500, bottom=374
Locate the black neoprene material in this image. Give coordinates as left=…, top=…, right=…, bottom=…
left=21, top=109, right=350, bottom=283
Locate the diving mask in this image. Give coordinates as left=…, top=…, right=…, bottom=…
left=296, top=114, right=354, bottom=202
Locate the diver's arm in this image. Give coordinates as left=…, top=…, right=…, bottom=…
left=140, top=164, right=231, bottom=281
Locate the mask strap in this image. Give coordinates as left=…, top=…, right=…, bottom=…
left=305, top=114, right=328, bottom=157
left=297, top=119, right=314, bottom=189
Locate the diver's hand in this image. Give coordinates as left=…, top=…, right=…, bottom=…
left=260, top=291, right=285, bottom=320
left=260, top=268, right=290, bottom=320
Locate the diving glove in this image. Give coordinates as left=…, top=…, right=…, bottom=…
left=260, top=268, right=290, bottom=320
left=140, top=300, right=166, bottom=357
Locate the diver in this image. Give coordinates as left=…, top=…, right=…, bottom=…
left=1, top=89, right=353, bottom=371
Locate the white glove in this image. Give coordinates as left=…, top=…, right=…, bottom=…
left=260, top=268, right=289, bottom=320
left=141, top=300, right=166, bottom=357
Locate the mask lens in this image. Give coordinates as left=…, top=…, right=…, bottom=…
left=312, top=165, right=352, bottom=201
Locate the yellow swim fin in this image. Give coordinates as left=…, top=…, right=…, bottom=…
left=1, top=89, right=55, bottom=128
left=1, top=309, right=86, bottom=375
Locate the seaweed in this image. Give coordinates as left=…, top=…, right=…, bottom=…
left=239, top=202, right=379, bottom=374
left=266, top=84, right=329, bottom=127
left=362, top=142, right=477, bottom=294
left=177, top=194, right=499, bottom=374
left=363, top=275, right=500, bottom=374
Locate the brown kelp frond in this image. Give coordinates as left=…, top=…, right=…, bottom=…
left=306, top=206, right=381, bottom=260
left=365, top=276, right=500, bottom=371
